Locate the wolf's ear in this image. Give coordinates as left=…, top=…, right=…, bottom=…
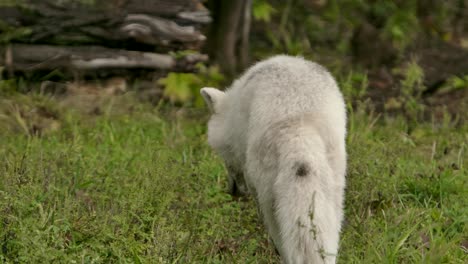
left=200, top=87, right=225, bottom=113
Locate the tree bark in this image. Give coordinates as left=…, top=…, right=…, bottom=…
left=207, top=0, right=252, bottom=77
left=240, top=0, right=253, bottom=69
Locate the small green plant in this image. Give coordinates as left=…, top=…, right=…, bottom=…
left=375, top=1, right=419, bottom=50
left=446, top=75, right=468, bottom=90
left=158, top=64, right=224, bottom=107
left=398, top=60, right=426, bottom=119
left=253, top=0, right=277, bottom=22
left=340, top=70, right=368, bottom=102
left=0, top=79, right=17, bottom=96
left=159, top=72, right=199, bottom=104
left=0, top=21, right=32, bottom=44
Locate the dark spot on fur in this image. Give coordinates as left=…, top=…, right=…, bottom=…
left=295, top=162, right=309, bottom=177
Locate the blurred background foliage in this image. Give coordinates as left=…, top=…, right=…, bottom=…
left=249, top=0, right=464, bottom=61
left=0, top=0, right=466, bottom=114
left=169, top=0, right=467, bottom=113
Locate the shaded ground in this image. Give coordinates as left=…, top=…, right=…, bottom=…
left=360, top=38, right=468, bottom=123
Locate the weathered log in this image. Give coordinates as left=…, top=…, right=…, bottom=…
left=177, top=11, right=212, bottom=24
left=0, top=0, right=210, bottom=49
left=1, top=44, right=208, bottom=72
left=123, top=0, right=206, bottom=18
left=121, top=14, right=206, bottom=46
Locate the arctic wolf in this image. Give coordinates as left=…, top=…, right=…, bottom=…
left=201, top=55, right=346, bottom=264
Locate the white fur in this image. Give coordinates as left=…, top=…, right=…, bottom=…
left=201, top=55, right=347, bottom=264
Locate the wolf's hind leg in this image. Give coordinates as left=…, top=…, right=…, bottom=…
left=227, top=166, right=247, bottom=197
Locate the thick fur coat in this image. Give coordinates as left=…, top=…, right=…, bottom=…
left=201, top=55, right=347, bottom=264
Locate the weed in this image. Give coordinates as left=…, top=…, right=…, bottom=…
left=394, top=59, right=426, bottom=120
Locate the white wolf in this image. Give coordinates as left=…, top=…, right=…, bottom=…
left=201, top=55, right=346, bottom=264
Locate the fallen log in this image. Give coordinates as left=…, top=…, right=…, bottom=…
left=121, top=14, right=206, bottom=46
left=0, top=0, right=210, bottom=49
left=1, top=44, right=208, bottom=72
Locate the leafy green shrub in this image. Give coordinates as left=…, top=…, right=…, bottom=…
left=253, top=0, right=277, bottom=22
left=158, top=64, right=225, bottom=107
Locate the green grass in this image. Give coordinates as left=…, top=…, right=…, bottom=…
left=0, top=92, right=466, bottom=263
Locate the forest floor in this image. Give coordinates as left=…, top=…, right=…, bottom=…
left=0, top=77, right=466, bottom=263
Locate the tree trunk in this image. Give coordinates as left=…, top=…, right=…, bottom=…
left=207, top=0, right=252, bottom=77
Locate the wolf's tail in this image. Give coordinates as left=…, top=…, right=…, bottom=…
left=273, top=132, right=344, bottom=264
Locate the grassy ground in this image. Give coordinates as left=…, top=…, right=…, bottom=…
left=0, top=90, right=467, bottom=263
